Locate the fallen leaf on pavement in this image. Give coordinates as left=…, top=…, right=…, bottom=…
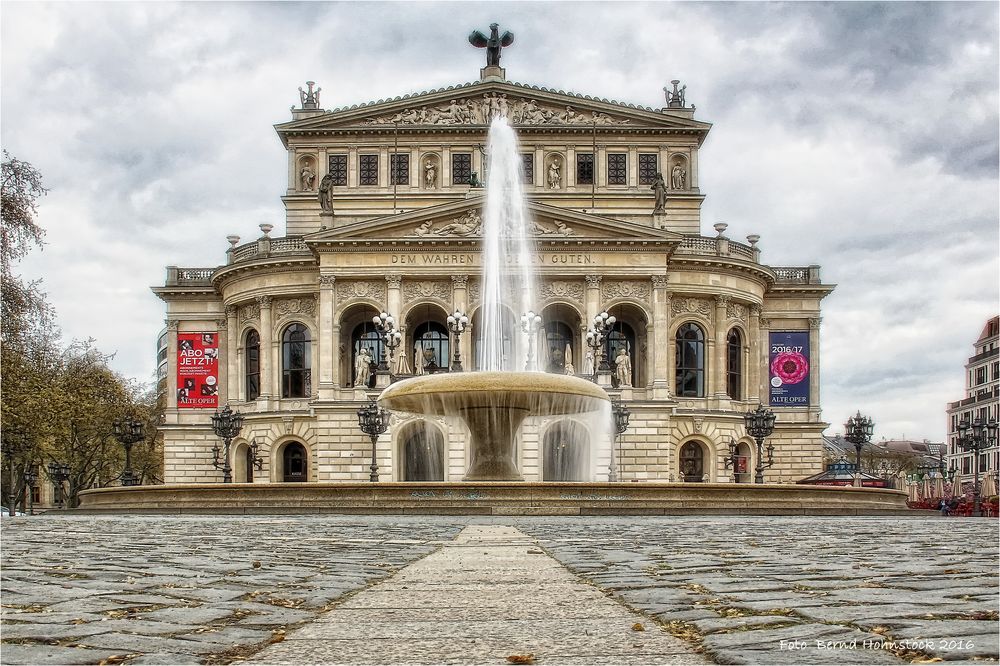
left=506, top=654, right=535, bottom=664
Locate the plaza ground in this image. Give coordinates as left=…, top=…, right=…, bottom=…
left=1, top=515, right=997, bottom=665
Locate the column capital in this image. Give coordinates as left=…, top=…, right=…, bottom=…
left=225, top=305, right=238, bottom=318
left=750, top=304, right=762, bottom=318
left=257, top=295, right=273, bottom=309
left=386, top=273, right=402, bottom=289
left=165, top=319, right=179, bottom=331
left=650, top=275, right=669, bottom=289
left=319, top=274, right=337, bottom=288
left=585, top=274, right=602, bottom=288
left=451, top=274, right=469, bottom=287
left=216, top=318, right=228, bottom=330
left=715, top=294, right=730, bottom=308
left=809, top=317, right=822, bottom=330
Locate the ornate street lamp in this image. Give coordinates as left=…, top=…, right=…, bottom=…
left=843, top=411, right=875, bottom=471
left=23, top=464, right=38, bottom=515
left=211, top=405, right=245, bottom=484
left=585, top=311, right=616, bottom=381
left=112, top=419, right=145, bottom=487
left=520, top=311, right=542, bottom=371
left=446, top=309, right=470, bottom=372
left=46, top=462, right=71, bottom=508
left=744, top=404, right=776, bottom=484
left=357, top=400, right=390, bottom=482
left=610, top=400, right=631, bottom=482
left=723, top=439, right=742, bottom=482
left=247, top=439, right=265, bottom=476
left=956, top=417, right=999, bottom=517
left=372, top=311, right=401, bottom=375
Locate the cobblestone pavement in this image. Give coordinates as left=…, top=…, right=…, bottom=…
left=1, top=515, right=998, bottom=665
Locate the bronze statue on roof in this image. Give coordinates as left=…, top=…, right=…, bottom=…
left=469, top=23, right=514, bottom=67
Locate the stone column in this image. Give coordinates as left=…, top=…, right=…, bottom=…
left=712, top=295, right=730, bottom=401
left=165, top=319, right=179, bottom=413
left=533, top=145, right=544, bottom=188
left=452, top=275, right=470, bottom=367
left=258, top=296, right=274, bottom=401
left=650, top=276, right=670, bottom=399
left=584, top=274, right=601, bottom=323
left=758, top=312, right=771, bottom=405
left=318, top=275, right=337, bottom=397
left=748, top=305, right=762, bottom=403
left=628, top=145, right=638, bottom=187
left=566, top=147, right=576, bottom=187
left=809, top=317, right=822, bottom=417
left=225, top=305, right=238, bottom=402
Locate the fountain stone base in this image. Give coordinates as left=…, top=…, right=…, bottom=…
left=378, top=371, right=610, bottom=482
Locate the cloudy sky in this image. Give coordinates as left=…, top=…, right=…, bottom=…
left=2, top=2, right=997, bottom=442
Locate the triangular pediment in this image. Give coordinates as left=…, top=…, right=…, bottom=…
left=276, top=80, right=710, bottom=136
left=305, top=197, right=681, bottom=246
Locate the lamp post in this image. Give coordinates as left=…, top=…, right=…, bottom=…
left=23, top=464, right=38, bottom=515
left=520, top=311, right=542, bottom=371
left=112, top=419, right=145, bottom=487
left=446, top=309, right=470, bottom=372
left=610, top=400, right=631, bottom=482
left=372, top=312, right=401, bottom=375
left=956, top=417, right=999, bottom=517
left=743, top=404, right=776, bottom=484
left=724, top=439, right=741, bottom=482
left=211, top=405, right=245, bottom=484
left=357, top=400, right=390, bottom=482
left=46, top=462, right=71, bottom=508
left=843, top=411, right=875, bottom=471
left=585, top=311, right=616, bottom=381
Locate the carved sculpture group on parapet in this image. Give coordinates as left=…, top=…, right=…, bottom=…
left=361, top=95, right=631, bottom=127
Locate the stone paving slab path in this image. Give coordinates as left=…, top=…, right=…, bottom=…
left=249, top=524, right=706, bottom=665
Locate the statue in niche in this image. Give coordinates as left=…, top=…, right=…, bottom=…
left=583, top=349, right=595, bottom=377
left=318, top=173, right=335, bottom=212
left=300, top=164, right=315, bottom=191
left=547, top=160, right=561, bottom=189
left=651, top=172, right=667, bottom=214
left=354, top=347, right=373, bottom=387
left=671, top=163, right=687, bottom=190
left=413, top=345, right=424, bottom=375
left=615, top=347, right=633, bottom=387
left=424, top=161, right=437, bottom=189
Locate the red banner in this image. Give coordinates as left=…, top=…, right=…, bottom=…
left=177, top=332, right=219, bottom=409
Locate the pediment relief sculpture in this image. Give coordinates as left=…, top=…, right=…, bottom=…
left=361, top=94, right=631, bottom=127
left=410, top=210, right=575, bottom=237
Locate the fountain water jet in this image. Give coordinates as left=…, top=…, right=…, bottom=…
left=379, top=117, right=610, bottom=481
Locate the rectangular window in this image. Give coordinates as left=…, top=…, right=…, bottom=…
left=962, top=457, right=971, bottom=474
left=638, top=153, right=658, bottom=184
left=452, top=153, right=472, bottom=185
left=993, top=361, right=999, bottom=381
left=976, top=367, right=987, bottom=385
left=30, top=486, right=40, bottom=503
left=607, top=153, right=627, bottom=185
left=328, top=155, right=348, bottom=186
left=521, top=153, right=534, bottom=184
left=358, top=154, right=379, bottom=186
left=576, top=153, right=594, bottom=185
left=390, top=153, right=409, bottom=186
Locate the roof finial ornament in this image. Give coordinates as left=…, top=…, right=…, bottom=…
left=470, top=23, right=513, bottom=81
left=663, top=79, right=687, bottom=108
left=298, top=81, right=322, bottom=110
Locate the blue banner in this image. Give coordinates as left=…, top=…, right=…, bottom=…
left=769, top=331, right=810, bottom=406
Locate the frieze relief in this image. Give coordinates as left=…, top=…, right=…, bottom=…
left=336, top=280, right=387, bottom=303
left=539, top=280, right=585, bottom=302
left=601, top=280, right=650, bottom=302
left=726, top=301, right=748, bottom=322
left=238, top=302, right=261, bottom=324
left=402, top=281, right=452, bottom=302
left=411, top=210, right=574, bottom=237
left=275, top=297, right=317, bottom=319
left=468, top=280, right=480, bottom=305
left=360, top=94, right=631, bottom=127
left=670, top=296, right=713, bottom=320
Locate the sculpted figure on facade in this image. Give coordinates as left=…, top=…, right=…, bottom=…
left=361, top=95, right=632, bottom=127
left=583, top=349, right=595, bottom=376
left=434, top=211, right=481, bottom=236
left=615, top=347, right=633, bottom=387
left=300, top=164, right=315, bottom=191
left=671, top=163, right=687, bottom=190
left=424, top=161, right=437, bottom=189
left=318, top=173, right=335, bottom=212
left=547, top=159, right=561, bottom=189
left=651, top=172, right=667, bottom=213
left=354, top=347, right=373, bottom=387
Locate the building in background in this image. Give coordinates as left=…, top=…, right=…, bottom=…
left=947, top=316, right=999, bottom=493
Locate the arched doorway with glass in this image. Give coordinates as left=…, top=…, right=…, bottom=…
left=398, top=421, right=446, bottom=481
left=675, top=322, right=706, bottom=397
left=403, top=302, right=451, bottom=375
left=339, top=304, right=383, bottom=388
left=679, top=440, right=707, bottom=482
left=727, top=327, right=744, bottom=400
left=542, top=420, right=590, bottom=481
left=280, top=323, right=312, bottom=398
left=539, top=302, right=582, bottom=374
left=243, top=329, right=260, bottom=401
left=471, top=305, right=516, bottom=371
left=602, top=302, right=648, bottom=388
left=276, top=440, right=308, bottom=482
left=232, top=440, right=253, bottom=483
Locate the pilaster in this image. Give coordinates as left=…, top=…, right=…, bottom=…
left=651, top=276, right=671, bottom=399
left=225, top=305, right=238, bottom=403
left=748, top=305, right=762, bottom=403
left=217, top=315, right=230, bottom=407
left=318, top=275, right=337, bottom=397
left=758, top=312, right=771, bottom=405
left=258, top=295, right=274, bottom=404
left=712, top=295, right=730, bottom=403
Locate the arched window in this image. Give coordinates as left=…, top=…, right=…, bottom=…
left=543, top=421, right=589, bottom=481
left=413, top=322, right=450, bottom=374
left=281, top=324, right=311, bottom=398
left=680, top=441, right=705, bottom=482
left=727, top=328, right=743, bottom=400
left=606, top=323, right=636, bottom=387
left=675, top=323, right=705, bottom=397
left=352, top=322, right=383, bottom=388
left=282, top=442, right=307, bottom=482
left=544, top=321, right=574, bottom=373
left=401, top=424, right=445, bottom=481
left=245, top=329, right=260, bottom=401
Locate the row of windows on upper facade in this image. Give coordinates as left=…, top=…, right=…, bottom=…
left=322, top=152, right=665, bottom=187
left=970, top=361, right=1000, bottom=387
left=240, top=321, right=744, bottom=401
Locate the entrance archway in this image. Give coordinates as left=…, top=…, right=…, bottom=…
left=679, top=441, right=705, bottom=482
left=543, top=420, right=589, bottom=481
left=281, top=442, right=308, bottom=482
left=400, top=423, right=445, bottom=481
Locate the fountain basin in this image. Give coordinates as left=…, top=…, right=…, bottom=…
left=378, top=372, right=609, bottom=481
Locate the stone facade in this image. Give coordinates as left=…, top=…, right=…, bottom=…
left=154, top=68, right=834, bottom=486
